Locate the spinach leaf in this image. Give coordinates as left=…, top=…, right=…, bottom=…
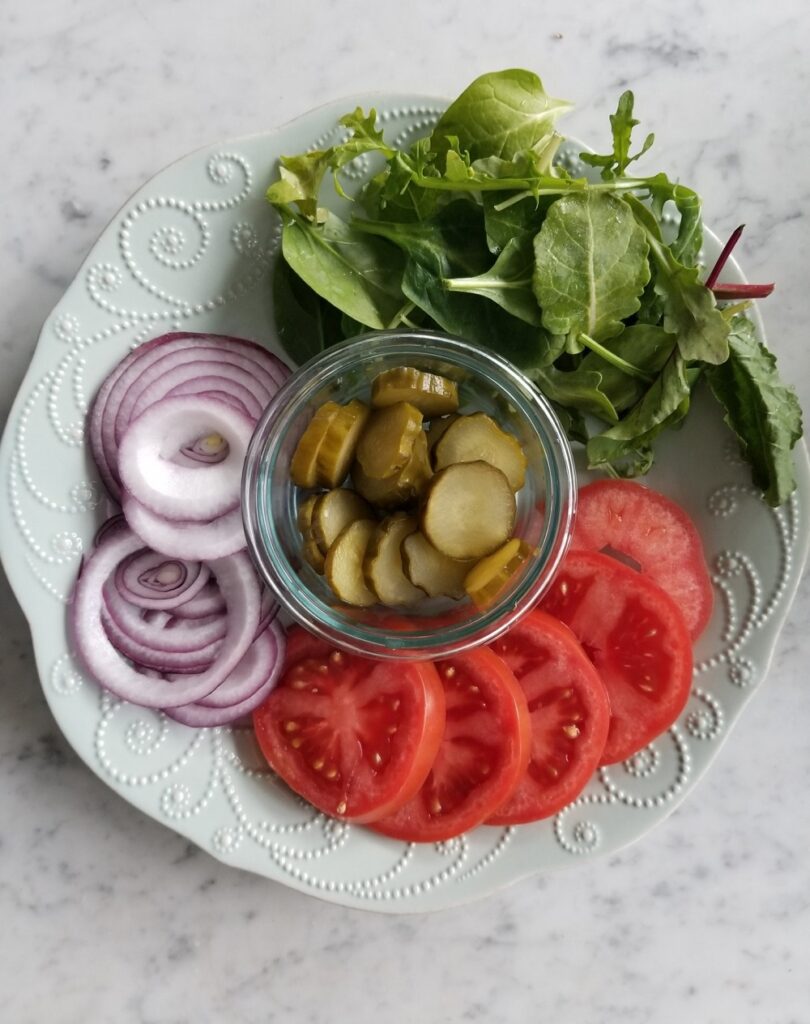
left=531, top=364, right=619, bottom=423
left=552, top=403, right=590, bottom=445
left=271, top=253, right=345, bottom=363
left=280, top=210, right=407, bottom=329
left=627, top=196, right=729, bottom=364
left=443, top=236, right=543, bottom=325
left=586, top=350, right=692, bottom=472
left=482, top=191, right=551, bottom=254
left=430, top=69, right=572, bottom=162
left=402, top=254, right=559, bottom=370
left=352, top=199, right=490, bottom=278
left=706, top=315, right=803, bottom=506
left=580, top=91, right=654, bottom=180
left=578, top=323, right=676, bottom=413
left=533, top=192, right=650, bottom=343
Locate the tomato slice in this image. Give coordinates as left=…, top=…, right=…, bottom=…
left=282, top=625, right=333, bottom=667
left=569, top=479, right=713, bottom=638
left=252, top=640, right=445, bottom=824
left=539, top=551, right=693, bottom=765
left=486, top=610, right=610, bottom=824
left=372, top=648, right=530, bottom=842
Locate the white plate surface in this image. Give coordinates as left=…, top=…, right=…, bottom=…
left=1, top=94, right=808, bottom=912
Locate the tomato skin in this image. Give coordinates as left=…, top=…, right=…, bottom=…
left=371, top=647, right=530, bottom=843
left=539, top=551, right=693, bottom=765
left=486, top=611, right=610, bottom=824
left=569, top=479, right=713, bottom=639
left=253, top=639, right=445, bottom=824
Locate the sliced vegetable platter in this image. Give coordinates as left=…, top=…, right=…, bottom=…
left=1, top=91, right=808, bottom=912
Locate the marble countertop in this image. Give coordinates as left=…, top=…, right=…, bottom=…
left=2, top=1, right=808, bottom=1021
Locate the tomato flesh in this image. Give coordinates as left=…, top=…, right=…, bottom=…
left=569, top=479, right=713, bottom=639
left=372, top=647, right=530, bottom=842
left=253, top=638, right=445, bottom=824
left=487, top=611, right=610, bottom=824
left=539, top=550, right=693, bottom=765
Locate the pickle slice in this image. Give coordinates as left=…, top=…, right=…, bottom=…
left=464, top=538, right=535, bottom=608
left=312, top=488, right=373, bottom=554
left=355, top=401, right=423, bottom=479
left=397, top=430, right=432, bottom=497
left=421, top=461, right=515, bottom=560
left=324, top=519, right=378, bottom=607
left=297, top=494, right=319, bottom=534
left=302, top=535, right=326, bottom=574
left=297, top=495, right=325, bottom=572
left=314, top=399, right=370, bottom=488
left=363, top=514, right=425, bottom=606
left=401, top=532, right=474, bottom=600
left=371, top=366, right=459, bottom=417
left=433, top=412, right=528, bottom=491
left=290, top=401, right=341, bottom=488
left=352, top=461, right=414, bottom=508
left=426, top=414, right=459, bottom=452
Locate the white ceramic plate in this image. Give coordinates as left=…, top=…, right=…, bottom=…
left=1, top=95, right=808, bottom=913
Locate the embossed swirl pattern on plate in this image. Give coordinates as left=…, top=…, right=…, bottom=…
left=1, top=98, right=808, bottom=911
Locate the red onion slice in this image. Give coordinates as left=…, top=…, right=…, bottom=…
left=101, top=609, right=219, bottom=672
left=166, top=622, right=285, bottom=727
left=169, top=582, right=227, bottom=619
left=92, top=334, right=288, bottom=500
left=71, top=527, right=260, bottom=707
left=111, top=339, right=285, bottom=448
left=118, top=395, right=253, bottom=521
left=103, top=583, right=228, bottom=651
left=123, top=495, right=246, bottom=559
left=130, top=361, right=269, bottom=422
left=114, top=550, right=210, bottom=610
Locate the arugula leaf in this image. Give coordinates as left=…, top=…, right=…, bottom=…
left=334, top=107, right=395, bottom=166
left=586, top=350, right=692, bottom=473
left=280, top=210, right=407, bottom=329
left=430, top=69, right=572, bottom=162
left=532, top=191, right=650, bottom=343
left=580, top=91, right=654, bottom=180
left=706, top=315, right=803, bottom=506
left=627, top=195, right=729, bottom=364
left=443, top=236, right=543, bottom=325
left=643, top=172, right=703, bottom=268
left=272, top=253, right=346, bottom=363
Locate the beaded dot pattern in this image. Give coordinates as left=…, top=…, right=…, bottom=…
left=0, top=96, right=808, bottom=913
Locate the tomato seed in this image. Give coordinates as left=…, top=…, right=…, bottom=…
left=284, top=721, right=299, bottom=732
left=291, top=738, right=303, bottom=749
left=444, top=666, right=456, bottom=678
left=563, top=723, right=580, bottom=739
left=312, top=758, right=324, bottom=771
left=336, top=802, right=347, bottom=815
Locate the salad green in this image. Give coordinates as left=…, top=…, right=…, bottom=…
left=266, top=68, right=802, bottom=506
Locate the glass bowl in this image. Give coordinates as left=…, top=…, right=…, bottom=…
left=242, top=330, right=576, bottom=660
